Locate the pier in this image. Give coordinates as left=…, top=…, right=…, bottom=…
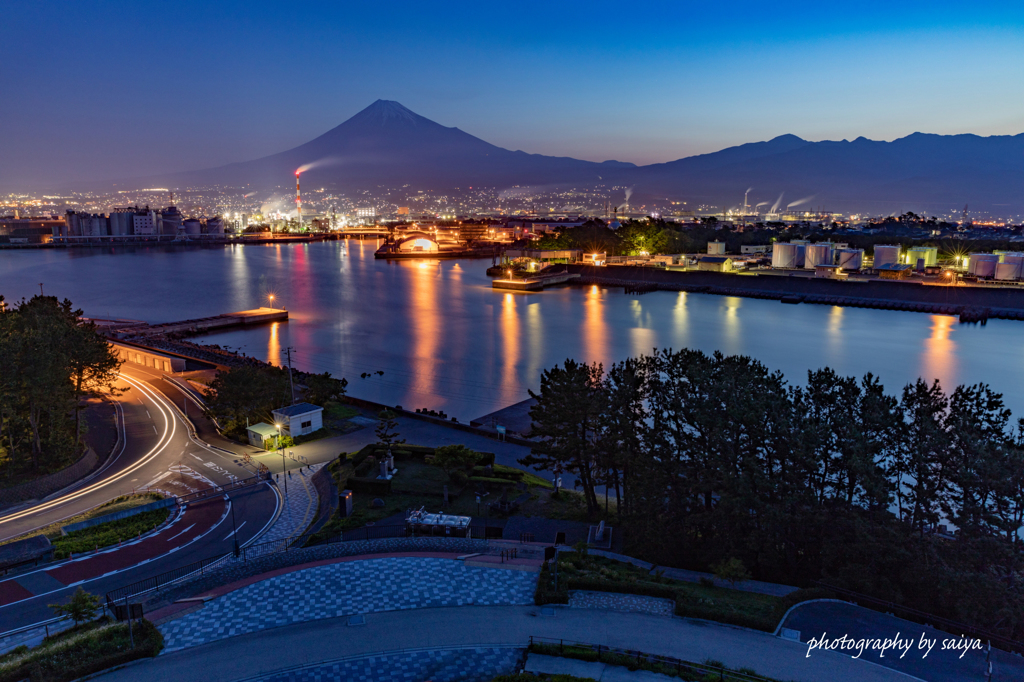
left=492, top=271, right=580, bottom=291
left=110, top=307, right=288, bottom=338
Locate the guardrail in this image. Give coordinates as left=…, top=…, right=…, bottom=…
left=105, top=553, right=230, bottom=605
left=527, top=636, right=773, bottom=682
left=814, top=581, right=1024, bottom=655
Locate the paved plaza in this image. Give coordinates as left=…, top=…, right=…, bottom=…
left=239, top=646, right=522, bottom=682
left=160, top=557, right=538, bottom=651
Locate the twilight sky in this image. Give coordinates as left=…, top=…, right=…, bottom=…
left=3, top=1, right=1024, bottom=189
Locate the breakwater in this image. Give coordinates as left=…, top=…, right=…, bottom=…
left=567, top=265, right=1024, bottom=323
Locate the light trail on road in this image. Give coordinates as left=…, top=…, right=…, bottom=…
left=0, top=373, right=176, bottom=528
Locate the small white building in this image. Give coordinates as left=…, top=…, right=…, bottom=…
left=271, top=402, right=324, bottom=437
left=247, top=423, right=280, bottom=449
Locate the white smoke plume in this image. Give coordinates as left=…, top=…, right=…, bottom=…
left=754, top=201, right=769, bottom=208
left=296, top=156, right=343, bottom=174
left=770, top=193, right=785, bottom=213
left=787, top=195, right=816, bottom=209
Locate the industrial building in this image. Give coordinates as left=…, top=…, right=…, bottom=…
left=0, top=216, right=61, bottom=244
left=57, top=207, right=226, bottom=240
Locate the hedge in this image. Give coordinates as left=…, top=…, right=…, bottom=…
left=474, top=452, right=496, bottom=466
left=348, top=477, right=392, bottom=496
left=566, top=578, right=677, bottom=601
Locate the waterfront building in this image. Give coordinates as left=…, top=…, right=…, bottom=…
left=698, top=255, right=734, bottom=272
left=133, top=209, right=158, bottom=236
left=183, top=218, right=202, bottom=236
left=271, top=403, right=324, bottom=438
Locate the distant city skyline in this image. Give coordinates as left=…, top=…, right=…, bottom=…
left=4, top=1, right=1024, bottom=189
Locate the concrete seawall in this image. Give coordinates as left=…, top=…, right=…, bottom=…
left=566, top=265, right=1024, bottom=322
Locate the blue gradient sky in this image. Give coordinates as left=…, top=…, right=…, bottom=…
left=4, top=1, right=1024, bottom=188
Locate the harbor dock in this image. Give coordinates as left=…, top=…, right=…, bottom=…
left=110, top=307, right=288, bottom=338
left=492, top=271, right=580, bottom=291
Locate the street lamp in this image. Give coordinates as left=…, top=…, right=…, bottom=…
left=268, top=294, right=275, bottom=308
left=275, top=423, right=287, bottom=498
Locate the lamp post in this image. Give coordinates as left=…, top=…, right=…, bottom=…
left=268, top=294, right=275, bottom=309
left=275, top=423, right=287, bottom=498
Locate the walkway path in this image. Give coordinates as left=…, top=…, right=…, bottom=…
left=159, top=556, right=538, bottom=651
left=98, top=605, right=911, bottom=682
left=781, top=600, right=1024, bottom=682
left=237, top=646, right=521, bottom=682
left=244, top=464, right=322, bottom=549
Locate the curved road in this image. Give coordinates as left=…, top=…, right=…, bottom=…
left=0, top=364, right=280, bottom=632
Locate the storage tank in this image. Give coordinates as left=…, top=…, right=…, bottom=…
left=707, top=241, right=726, bottom=255
left=804, top=243, right=833, bottom=269
left=206, top=216, right=224, bottom=235
left=772, top=242, right=800, bottom=268
left=183, top=218, right=202, bottom=235
left=160, top=206, right=182, bottom=236
left=968, top=253, right=999, bottom=278
left=873, top=245, right=900, bottom=268
left=995, top=262, right=1021, bottom=281
left=836, top=248, right=864, bottom=271
left=905, top=246, right=937, bottom=267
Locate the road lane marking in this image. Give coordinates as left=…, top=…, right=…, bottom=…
left=141, top=471, right=172, bottom=489
left=189, top=454, right=203, bottom=461
left=152, top=425, right=158, bottom=434
left=222, top=521, right=247, bottom=541
left=165, top=524, right=195, bottom=542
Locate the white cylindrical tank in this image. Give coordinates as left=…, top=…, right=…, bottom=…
left=906, top=246, right=937, bottom=267
left=995, top=262, right=1020, bottom=281
left=969, top=253, right=999, bottom=278
left=183, top=218, right=202, bottom=235
left=836, top=248, right=864, bottom=271
left=206, top=216, right=224, bottom=235
left=804, top=243, right=832, bottom=269
left=873, top=245, right=900, bottom=268
left=772, top=242, right=800, bottom=268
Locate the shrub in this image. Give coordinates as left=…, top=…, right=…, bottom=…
left=348, top=477, right=391, bottom=496
left=451, top=470, right=469, bottom=485
left=354, top=456, right=377, bottom=478
left=711, top=557, right=751, bottom=587
left=473, top=452, right=496, bottom=466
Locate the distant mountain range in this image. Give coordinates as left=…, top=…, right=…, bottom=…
left=151, top=100, right=1024, bottom=214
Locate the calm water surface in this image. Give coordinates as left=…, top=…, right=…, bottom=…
left=1, top=240, right=1021, bottom=421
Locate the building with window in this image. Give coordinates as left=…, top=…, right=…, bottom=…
left=271, top=403, right=324, bottom=438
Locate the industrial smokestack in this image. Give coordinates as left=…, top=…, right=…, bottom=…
left=295, top=171, right=302, bottom=227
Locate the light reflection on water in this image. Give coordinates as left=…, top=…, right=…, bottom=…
left=0, top=241, right=1019, bottom=421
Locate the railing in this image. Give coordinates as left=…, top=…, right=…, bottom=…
left=527, top=636, right=773, bottom=682
left=105, top=553, right=230, bottom=605
left=175, top=474, right=267, bottom=505
left=814, top=582, right=1024, bottom=655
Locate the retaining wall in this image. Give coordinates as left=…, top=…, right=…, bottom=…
left=0, top=448, right=99, bottom=508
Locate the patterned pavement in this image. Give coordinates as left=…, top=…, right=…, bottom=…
left=254, top=464, right=324, bottom=548
left=569, top=590, right=675, bottom=617
left=241, top=647, right=522, bottom=682
left=160, top=557, right=538, bottom=651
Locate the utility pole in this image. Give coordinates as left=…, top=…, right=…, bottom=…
left=38, top=283, right=44, bottom=295
left=285, top=347, right=296, bottom=404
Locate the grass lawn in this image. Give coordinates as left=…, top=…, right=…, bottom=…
left=0, top=493, right=165, bottom=548
left=555, top=553, right=783, bottom=632
left=52, top=508, right=171, bottom=560
left=307, top=444, right=554, bottom=544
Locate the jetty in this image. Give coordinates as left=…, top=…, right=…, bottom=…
left=109, top=307, right=288, bottom=338
left=492, top=270, right=580, bottom=291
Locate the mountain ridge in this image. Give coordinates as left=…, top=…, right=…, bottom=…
left=144, top=100, right=1024, bottom=213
